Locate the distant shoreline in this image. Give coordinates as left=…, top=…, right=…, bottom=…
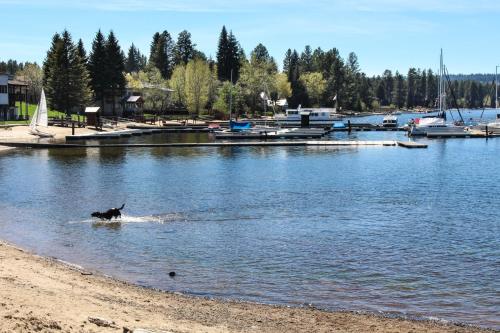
left=0, top=240, right=494, bottom=333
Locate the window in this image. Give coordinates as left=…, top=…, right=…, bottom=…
left=0, top=85, right=7, bottom=94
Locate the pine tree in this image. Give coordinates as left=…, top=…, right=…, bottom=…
left=149, top=32, right=161, bottom=66
left=125, top=44, right=147, bottom=73
left=419, top=69, right=427, bottom=106
left=283, top=49, right=292, bottom=74
left=44, top=30, right=91, bottom=114
left=426, top=69, right=437, bottom=108
left=311, top=47, right=324, bottom=73
left=76, top=39, right=88, bottom=65
left=174, top=30, right=195, bottom=65
left=216, top=26, right=229, bottom=81
left=125, top=44, right=138, bottom=72
left=43, top=33, right=62, bottom=90
left=149, top=31, right=175, bottom=79
left=344, top=52, right=361, bottom=110
left=88, top=30, right=108, bottom=110
left=376, top=81, right=386, bottom=106
left=393, top=71, right=406, bottom=109
left=251, top=43, right=270, bottom=64
left=300, top=45, right=313, bottom=73
left=104, top=30, right=126, bottom=116
left=227, top=31, right=241, bottom=82
left=216, top=27, right=241, bottom=82
left=406, top=68, right=417, bottom=108
left=382, top=70, right=393, bottom=105
left=287, top=50, right=308, bottom=108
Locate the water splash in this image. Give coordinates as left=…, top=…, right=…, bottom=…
left=68, top=212, right=186, bottom=225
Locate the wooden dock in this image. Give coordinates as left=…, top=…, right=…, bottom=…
left=425, top=131, right=500, bottom=139
left=214, top=128, right=328, bottom=140
left=0, top=140, right=400, bottom=149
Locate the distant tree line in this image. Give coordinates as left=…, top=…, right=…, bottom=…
left=2, top=27, right=499, bottom=115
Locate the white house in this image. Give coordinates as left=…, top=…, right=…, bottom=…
left=0, top=74, right=8, bottom=118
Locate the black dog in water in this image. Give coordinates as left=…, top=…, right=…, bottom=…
left=91, top=204, right=125, bottom=220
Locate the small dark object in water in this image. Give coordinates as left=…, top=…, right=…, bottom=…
left=169, top=271, right=176, bottom=277
left=91, top=204, right=125, bottom=220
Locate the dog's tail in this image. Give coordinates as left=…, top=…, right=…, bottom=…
left=118, top=203, right=125, bottom=210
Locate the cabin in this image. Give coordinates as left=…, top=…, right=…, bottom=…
left=0, top=73, right=28, bottom=121
left=123, top=95, right=144, bottom=117
left=85, top=106, right=101, bottom=128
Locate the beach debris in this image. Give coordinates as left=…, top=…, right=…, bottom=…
left=168, top=271, right=176, bottom=277
left=88, top=316, right=117, bottom=328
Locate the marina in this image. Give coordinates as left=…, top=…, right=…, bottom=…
left=2, top=2, right=500, bottom=329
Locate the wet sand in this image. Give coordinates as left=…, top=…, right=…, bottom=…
left=0, top=241, right=494, bottom=333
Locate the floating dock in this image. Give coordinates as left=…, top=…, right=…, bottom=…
left=397, top=141, right=428, bottom=148
left=0, top=140, right=403, bottom=149
left=214, top=128, right=328, bottom=140
left=425, top=131, right=500, bottom=139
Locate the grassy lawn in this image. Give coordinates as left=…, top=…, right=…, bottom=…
left=1, top=103, right=83, bottom=124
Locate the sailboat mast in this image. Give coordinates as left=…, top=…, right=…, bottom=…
left=229, top=69, right=233, bottom=121
left=439, top=49, right=444, bottom=112
left=438, top=49, right=442, bottom=113
left=496, top=65, right=498, bottom=110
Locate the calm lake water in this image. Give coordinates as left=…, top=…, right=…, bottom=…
left=0, top=110, right=499, bottom=329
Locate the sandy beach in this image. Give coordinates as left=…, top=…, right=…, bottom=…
left=0, top=241, right=494, bottom=333
left=0, top=124, right=132, bottom=142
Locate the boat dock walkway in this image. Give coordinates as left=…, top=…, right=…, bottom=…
left=0, top=140, right=426, bottom=149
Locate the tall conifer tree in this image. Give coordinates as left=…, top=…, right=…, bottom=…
left=104, top=31, right=126, bottom=116
left=43, top=30, right=91, bottom=114
left=216, top=26, right=229, bottom=81
left=88, top=30, right=108, bottom=110
left=174, top=30, right=195, bottom=65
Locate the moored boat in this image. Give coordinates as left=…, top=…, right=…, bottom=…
left=409, top=50, right=468, bottom=137
left=29, top=89, right=55, bottom=138
left=275, top=106, right=341, bottom=125
left=382, top=115, right=398, bottom=128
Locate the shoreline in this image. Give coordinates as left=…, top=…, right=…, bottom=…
left=0, top=240, right=495, bottom=333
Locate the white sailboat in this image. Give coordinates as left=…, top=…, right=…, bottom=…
left=29, top=89, right=54, bottom=138
left=409, top=49, right=467, bottom=137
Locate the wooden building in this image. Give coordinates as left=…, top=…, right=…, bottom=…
left=0, top=73, right=28, bottom=121
left=85, top=106, right=101, bottom=128
left=123, top=95, right=144, bottom=117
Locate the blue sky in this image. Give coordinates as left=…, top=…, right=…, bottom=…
left=1, top=0, right=499, bottom=75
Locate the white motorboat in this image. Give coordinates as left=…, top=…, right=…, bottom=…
left=275, top=106, right=341, bottom=125
left=382, top=115, right=398, bottom=128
